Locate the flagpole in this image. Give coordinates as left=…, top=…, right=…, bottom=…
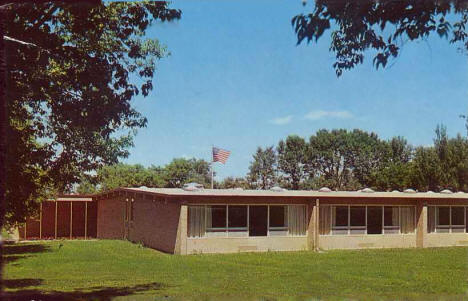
left=211, top=145, right=214, bottom=189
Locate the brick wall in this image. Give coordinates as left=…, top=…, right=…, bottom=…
left=97, top=197, right=125, bottom=239
left=126, top=196, right=182, bottom=254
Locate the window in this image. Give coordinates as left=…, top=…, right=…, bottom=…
left=383, top=206, right=399, bottom=234
left=206, top=205, right=227, bottom=236
left=228, top=205, right=248, bottom=237
left=332, top=206, right=349, bottom=235
left=320, top=205, right=415, bottom=235
left=269, top=206, right=288, bottom=236
left=451, top=207, right=465, bottom=232
left=367, top=206, right=383, bottom=234
left=188, top=204, right=306, bottom=238
left=188, top=206, right=206, bottom=238
left=287, top=205, right=307, bottom=236
left=429, top=206, right=466, bottom=233
left=400, top=206, right=415, bottom=234
left=350, top=206, right=366, bottom=234
left=249, top=206, right=268, bottom=236
left=319, top=206, right=331, bottom=235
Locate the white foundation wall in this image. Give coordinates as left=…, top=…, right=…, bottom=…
left=425, top=233, right=468, bottom=247
left=319, top=234, right=417, bottom=250
left=186, top=236, right=308, bottom=254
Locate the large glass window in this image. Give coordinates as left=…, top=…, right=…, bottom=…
left=288, top=205, right=307, bottom=236
left=228, top=205, right=248, bottom=237
left=429, top=206, right=467, bottom=233
left=332, top=206, right=349, bottom=235
left=367, top=206, right=383, bottom=234
left=350, top=206, right=366, bottom=234
left=320, top=205, right=415, bottom=236
left=228, top=206, right=247, bottom=228
left=384, top=206, right=399, bottom=234
left=400, top=206, right=415, bottom=234
left=269, top=206, right=288, bottom=236
left=269, top=206, right=288, bottom=228
left=188, top=204, right=306, bottom=238
left=206, top=205, right=227, bottom=236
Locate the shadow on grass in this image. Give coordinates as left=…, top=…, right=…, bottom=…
left=3, top=243, right=51, bottom=255
left=2, top=282, right=164, bottom=301
left=3, top=278, right=43, bottom=289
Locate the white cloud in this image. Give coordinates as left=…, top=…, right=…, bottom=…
left=270, top=115, right=293, bottom=125
left=304, top=110, right=353, bottom=120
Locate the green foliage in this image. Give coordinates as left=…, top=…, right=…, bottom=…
left=4, top=2, right=180, bottom=225
left=217, top=177, right=251, bottom=189
left=277, top=135, right=307, bottom=190
left=254, top=127, right=467, bottom=192
left=163, top=158, right=211, bottom=188
left=77, top=158, right=212, bottom=192
left=4, top=240, right=468, bottom=299
left=97, top=164, right=165, bottom=191
left=248, top=146, right=277, bottom=189
left=292, top=1, right=468, bottom=76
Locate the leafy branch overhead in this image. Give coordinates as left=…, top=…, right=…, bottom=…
left=292, top=1, right=468, bottom=76
left=4, top=1, right=180, bottom=224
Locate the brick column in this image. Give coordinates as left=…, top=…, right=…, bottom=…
left=175, top=205, right=188, bottom=255
left=416, top=200, right=426, bottom=248
left=307, top=201, right=315, bottom=251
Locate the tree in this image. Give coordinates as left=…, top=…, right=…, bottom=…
left=277, top=135, right=307, bottom=190
left=307, top=129, right=385, bottom=190
left=163, top=158, right=211, bottom=188
left=217, top=177, right=251, bottom=190
left=292, top=1, right=467, bottom=76
left=348, top=129, right=387, bottom=188
left=248, top=146, right=277, bottom=189
left=307, top=129, right=353, bottom=190
left=410, top=146, right=444, bottom=191
left=96, top=164, right=165, bottom=192
left=2, top=2, right=181, bottom=225
left=369, top=136, right=413, bottom=191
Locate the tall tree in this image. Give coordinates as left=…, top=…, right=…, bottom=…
left=348, top=129, right=387, bottom=188
left=277, top=135, right=307, bottom=190
left=163, top=158, right=211, bottom=188
left=370, top=136, right=413, bottom=191
left=218, top=177, right=251, bottom=190
left=96, top=164, right=165, bottom=192
left=2, top=2, right=181, bottom=226
left=292, top=1, right=467, bottom=76
left=307, top=129, right=353, bottom=190
left=248, top=146, right=277, bottom=189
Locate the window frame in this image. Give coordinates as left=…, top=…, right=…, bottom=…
left=429, top=205, right=467, bottom=234
left=188, top=204, right=307, bottom=238
left=325, top=205, right=416, bottom=236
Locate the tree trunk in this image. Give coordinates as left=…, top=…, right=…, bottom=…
left=0, top=6, right=7, bottom=290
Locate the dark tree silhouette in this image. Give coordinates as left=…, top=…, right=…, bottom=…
left=292, top=0, right=468, bottom=76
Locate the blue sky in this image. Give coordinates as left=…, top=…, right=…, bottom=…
left=125, top=0, right=468, bottom=180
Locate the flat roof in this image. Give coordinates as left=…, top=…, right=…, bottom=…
left=108, top=187, right=468, bottom=200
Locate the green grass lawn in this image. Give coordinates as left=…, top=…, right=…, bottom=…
left=3, top=240, right=468, bottom=300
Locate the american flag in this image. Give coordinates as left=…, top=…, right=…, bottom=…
left=212, top=147, right=231, bottom=164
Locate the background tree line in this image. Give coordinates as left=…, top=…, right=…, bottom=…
left=78, top=125, right=468, bottom=193
left=248, top=126, right=468, bottom=192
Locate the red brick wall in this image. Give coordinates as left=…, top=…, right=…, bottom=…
left=41, top=201, right=56, bottom=238
left=97, top=197, right=125, bottom=239
left=125, top=197, right=182, bottom=253
left=56, top=201, right=71, bottom=238
left=87, top=201, right=97, bottom=238
left=72, top=202, right=86, bottom=237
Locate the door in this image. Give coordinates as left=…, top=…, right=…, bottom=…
left=249, top=206, right=268, bottom=236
